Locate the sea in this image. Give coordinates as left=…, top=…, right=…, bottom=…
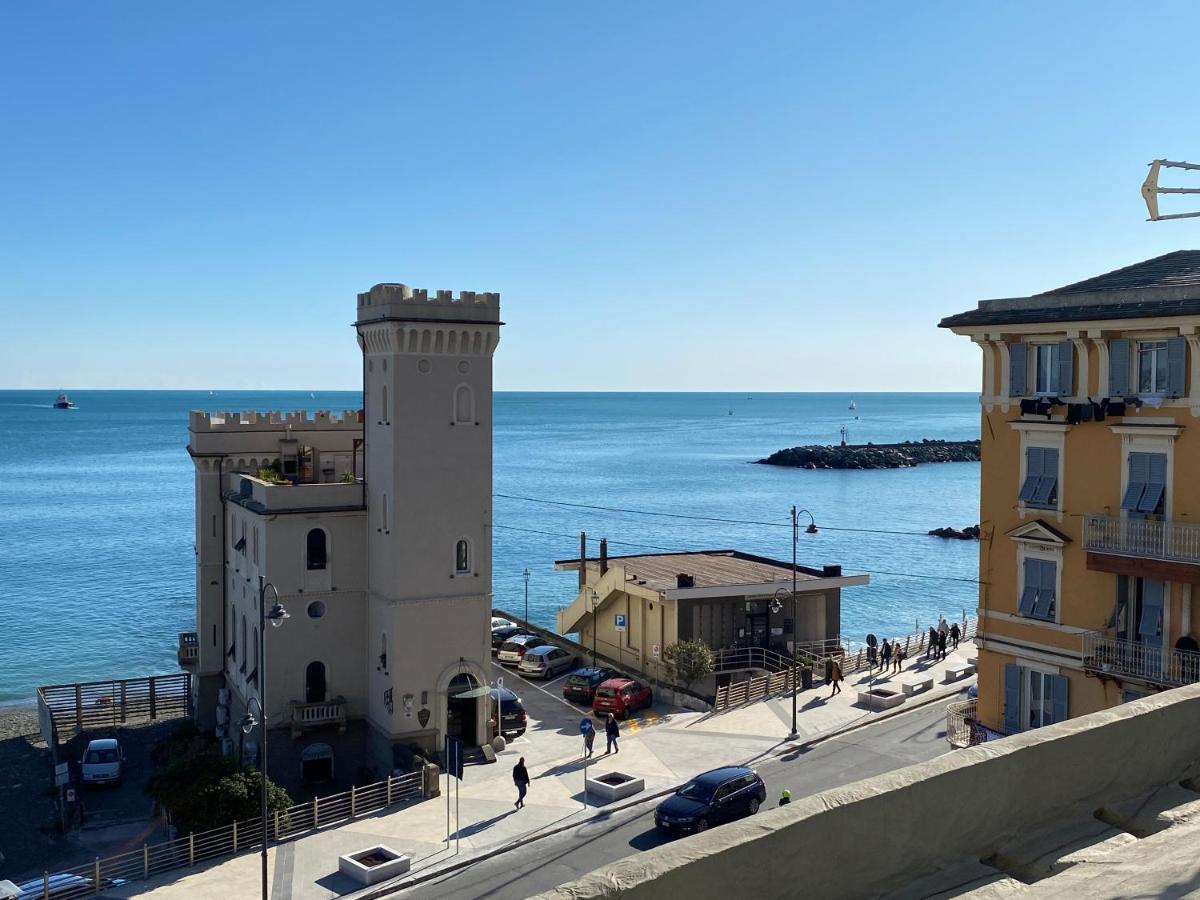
left=0, top=391, right=980, bottom=706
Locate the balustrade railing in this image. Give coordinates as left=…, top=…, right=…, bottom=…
left=1083, top=514, right=1200, bottom=564
left=289, top=698, right=348, bottom=737
left=1081, top=631, right=1200, bottom=687
left=177, top=632, right=199, bottom=667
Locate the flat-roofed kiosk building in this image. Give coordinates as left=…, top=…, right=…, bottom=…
left=186, top=284, right=500, bottom=784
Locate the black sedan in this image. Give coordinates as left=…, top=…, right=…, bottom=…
left=654, top=766, right=766, bottom=834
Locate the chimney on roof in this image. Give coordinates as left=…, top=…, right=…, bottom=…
left=579, top=532, right=587, bottom=588
left=599, top=538, right=608, bottom=577
left=822, top=565, right=842, bottom=577
left=676, top=573, right=695, bottom=588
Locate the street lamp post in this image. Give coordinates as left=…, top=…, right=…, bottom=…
left=523, top=568, right=530, bottom=625
left=789, top=506, right=818, bottom=739
left=238, top=576, right=290, bottom=900
left=587, top=588, right=599, bottom=667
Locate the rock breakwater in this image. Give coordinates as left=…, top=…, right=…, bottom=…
left=757, top=439, right=980, bottom=470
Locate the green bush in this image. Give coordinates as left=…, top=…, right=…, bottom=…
left=662, top=640, right=715, bottom=690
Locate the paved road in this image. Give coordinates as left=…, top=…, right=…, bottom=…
left=399, top=695, right=960, bottom=899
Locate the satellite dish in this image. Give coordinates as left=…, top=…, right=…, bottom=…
left=1142, top=159, right=1200, bottom=221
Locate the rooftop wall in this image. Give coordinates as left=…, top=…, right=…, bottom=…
left=189, top=410, right=363, bottom=432
left=355, top=283, right=501, bottom=324
left=531, top=683, right=1200, bottom=900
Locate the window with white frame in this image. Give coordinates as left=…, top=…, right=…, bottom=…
left=1003, top=663, right=1068, bottom=733
left=1018, top=447, right=1059, bottom=509
left=1018, top=557, right=1057, bottom=621
left=1137, top=340, right=1169, bottom=394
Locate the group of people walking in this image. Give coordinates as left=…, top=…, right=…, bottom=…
left=828, top=615, right=965, bottom=698
left=925, top=617, right=961, bottom=662
left=515, top=713, right=623, bottom=809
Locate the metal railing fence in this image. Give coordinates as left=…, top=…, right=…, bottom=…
left=1083, top=513, right=1200, bottom=564
left=1081, top=630, right=1200, bottom=687
left=26, top=770, right=425, bottom=899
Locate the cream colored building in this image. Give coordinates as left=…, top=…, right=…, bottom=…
left=555, top=543, right=867, bottom=686
left=185, top=284, right=500, bottom=787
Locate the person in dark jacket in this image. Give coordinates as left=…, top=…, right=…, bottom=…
left=513, top=757, right=530, bottom=809
left=927, top=626, right=939, bottom=659
left=881, top=639, right=893, bottom=672
left=937, top=628, right=948, bottom=661
left=949, top=622, right=961, bottom=650
left=605, top=713, right=620, bottom=754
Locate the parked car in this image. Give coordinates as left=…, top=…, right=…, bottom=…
left=592, top=677, right=652, bottom=719
left=491, top=624, right=528, bottom=654
left=562, top=667, right=616, bottom=704
left=489, top=687, right=528, bottom=737
left=497, top=634, right=542, bottom=666
left=518, top=646, right=576, bottom=679
left=16, top=873, right=126, bottom=899
left=654, top=766, right=766, bottom=834
left=80, top=737, right=124, bottom=786
left=491, top=616, right=514, bottom=630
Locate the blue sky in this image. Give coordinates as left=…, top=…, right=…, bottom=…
left=2, top=1, right=1199, bottom=391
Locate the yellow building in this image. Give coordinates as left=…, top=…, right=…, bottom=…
left=555, top=540, right=867, bottom=689
left=941, top=250, right=1200, bottom=735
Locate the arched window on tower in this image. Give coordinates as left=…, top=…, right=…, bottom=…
left=381, top=384, right=389, bottom=424
left=379, top=633, right=388, bottom=672
left=455, top=539, right=470, bottom=574
left=382, top=493, right=389, bottom=532
left=306, top=529, right=327, bottom=570
left=455, top=385, right=473, bottom=424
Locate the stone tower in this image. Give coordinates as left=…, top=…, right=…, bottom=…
left=356, top=285, right=501, bottom=759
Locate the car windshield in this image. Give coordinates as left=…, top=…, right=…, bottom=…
left=86, top=749, right=119, bottom=764
left=676, top=779, right=716, bottom=802
left=595, top=687, right=616, bottom=698
left=569, top=674, right=590, bottom=685
left=500, top=642, right=520, bottom=652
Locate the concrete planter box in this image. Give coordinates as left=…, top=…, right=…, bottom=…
left=338, top=845, right=411, bottom=885
left=857, top=688, right=906, bottom=710
left=585, top=771, right=645, bottom=803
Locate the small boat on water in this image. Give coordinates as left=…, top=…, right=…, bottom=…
left=53, top=393, right=76, bottom=409
left=848, top=399, right=856, bottom=411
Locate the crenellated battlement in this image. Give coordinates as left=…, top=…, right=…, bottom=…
left=356, top=283, right=501, bottom=325
left=189, top=409, right=364, bottom=432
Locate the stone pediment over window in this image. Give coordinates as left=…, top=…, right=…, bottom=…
left=1006, top=520, right=1071, bottom=546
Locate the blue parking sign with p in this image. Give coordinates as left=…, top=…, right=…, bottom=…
left=614, top=613, right=627, bottom=631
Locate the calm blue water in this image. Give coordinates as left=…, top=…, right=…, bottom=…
left=0, top=391, right=979, bottom=704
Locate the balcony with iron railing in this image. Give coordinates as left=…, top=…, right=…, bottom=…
left=1081, top=630, right=1200, bottom=688
left=289, top=697, right=348, bottom=738
left=1083, top=514, right=1200, bottom=565
left=177, top=632, right=199, bottom=668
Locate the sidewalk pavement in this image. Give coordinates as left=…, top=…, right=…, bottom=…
left=113, top=642, right=976, bottom=900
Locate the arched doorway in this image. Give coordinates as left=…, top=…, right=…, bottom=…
left=301, top=742, right=334, bottom=784
left=306, top=661, right=327, bottom=703
left=447, top=673, right=480, bottom=747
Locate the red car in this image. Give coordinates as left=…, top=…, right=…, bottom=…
left=592, top=677, right=652, bottom=719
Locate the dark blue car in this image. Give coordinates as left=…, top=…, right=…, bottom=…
left=654, top=766, right=766, bottom=834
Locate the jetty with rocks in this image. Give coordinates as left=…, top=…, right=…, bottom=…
left=757, top=438, right=980, bottom=470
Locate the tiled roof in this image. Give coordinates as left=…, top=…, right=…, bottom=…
left=939, top=250, right=1200, bottom=329
left=1040, top=250, right=1200, bottom=295
left=555, top=549, right=834, bottom=593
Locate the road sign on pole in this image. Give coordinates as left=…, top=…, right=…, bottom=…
left=54, top=763, right=69, bottom=787
left=614, top=614, right=627, bottom=632
left=445, top=736, right=465, bottom=781
left=651, top=644, right=660, bottom=659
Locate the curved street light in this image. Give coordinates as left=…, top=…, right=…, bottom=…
left=252, top=576, right=288, bottom=900
left=787, top=507, right=819, bottom=738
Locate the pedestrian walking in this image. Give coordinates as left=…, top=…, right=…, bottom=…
left=582, top=718, right=595, bottom=758
left=893, top=641, right=905, bottom=674
left=513, top=757, right=530, bottom=809
left=779, top=789, right=791, bottom=806
left=881, top=639, right=892, bottom=672
left=937, top=628, right=948, bottom=661
left=605, top=713, right=620, bottom=754
left=927, top=626, right=938, bottom=659
left=950, top=622, right=961, bottom=650
left=938, top=616, right=950, bottom=641
left=829, top=659, right=843, bottom=697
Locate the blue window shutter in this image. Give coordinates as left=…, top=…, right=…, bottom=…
left=1018, top=559, right=1039, bottom=616
left=1138, top=453, right=1167, bottom=514
left=1109, top=338, right=1131, bottom=396
left=1139, top=579, right=1165, bottom=637
left=1038, top=559, right=1057, bottom=620
left=1056, top=340, right=1074, bottom=396
left=1003, top=664, right=1021, bottom=734
left=1009, top=342, right=1028, bottom=397
left=1019, top=448, right=1042, bottom=502
left=1122, top=452, right=1149, bottom=510
left=1049, top=674, right=1068, bottom=724
left=1032, top=448, right=1059, bottom=507
left=1167, top=337, right=1187, bottom=398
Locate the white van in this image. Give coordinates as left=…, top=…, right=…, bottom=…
left=80, top=738, right=124, bottom=786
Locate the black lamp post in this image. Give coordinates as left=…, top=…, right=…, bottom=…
left=237, top=576, right=290, bottom=900
left=789, top=506, right=818, bottom=738
left=523, top=567, right=530, bottom=624
left=587, top=588, right=599, bottom=667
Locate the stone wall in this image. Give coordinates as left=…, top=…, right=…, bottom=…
left=530, top=683, right=1200, bottom=900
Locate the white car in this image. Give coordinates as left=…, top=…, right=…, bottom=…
left=80, top=738, right=124, bottom=786
left=491, top=617, right=514, bottom=630
left=518, top=646, right=576, bottom=679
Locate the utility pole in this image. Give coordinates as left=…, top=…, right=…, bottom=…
left=523, top=567, right=530, bottom=624
left=790, top=506, right=799, bottom=738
